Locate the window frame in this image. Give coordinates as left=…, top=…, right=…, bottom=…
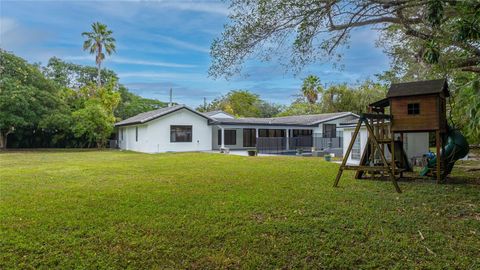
left=407, top=103, right=420, bottom=115
left=170, top=125, right=193, bottom=143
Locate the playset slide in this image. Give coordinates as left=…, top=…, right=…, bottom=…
left=420, top=127, right=469, bottom=176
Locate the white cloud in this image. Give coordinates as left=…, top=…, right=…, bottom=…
left=64, top=55, right=197, bottom=68
left=0, top=17, right=50, bottom=49
left=118, top=71, right=207, bottom=81
left=155, top=34, right=210, bottom=53
left=112, top=56, right=197, bottom=68
left=158, top=1, right=229, bottom=16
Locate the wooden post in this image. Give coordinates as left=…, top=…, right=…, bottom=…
left=391, top=130, right=396, bottom=178
left=436, top=130, right=441, bottom=183
left=333, top=119, right=363, bottom=187
left=365, top=122, right=401, bottom=193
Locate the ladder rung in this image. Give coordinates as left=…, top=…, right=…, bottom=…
left=376, top=139, right=393, bottom=143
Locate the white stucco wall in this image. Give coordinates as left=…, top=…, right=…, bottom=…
left=117, top=108, right=212, bottom=153
left=402, top=132, right=429, bottom=158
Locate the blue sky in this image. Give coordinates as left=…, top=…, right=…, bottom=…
left=1, top=0, right=390, bottom=107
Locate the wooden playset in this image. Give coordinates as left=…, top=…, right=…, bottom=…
left=333, top=79, right=469, bottom=193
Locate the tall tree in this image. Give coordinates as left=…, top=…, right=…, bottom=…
left=43, top=57, right=118, bottom=89
left=210, top=1, right=480, bottom=78
left=301, top=75, right=323, bottom=104
left=202, top=90, right=262, bottom=117
left=0, top=50, right=63, bottom=149
left=82, top=22, right=116, bottom=86
left=71, top=81, right=120, bottom=148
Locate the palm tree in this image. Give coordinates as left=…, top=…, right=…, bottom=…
left=82, top=22, right=116, bottom=86
left=301, top=75, right=323, bottom=104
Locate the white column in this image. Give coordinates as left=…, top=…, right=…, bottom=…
left=285, top=128, right=289, bottom=150
left=220, top=126, right=225, bottom=149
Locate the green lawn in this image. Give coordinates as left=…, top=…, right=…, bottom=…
left=1, top=150, right=479, bottom=269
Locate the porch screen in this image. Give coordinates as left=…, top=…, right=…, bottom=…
left=170, top=125, right=192, bottom=142
left=218, top=130, right=236, bottom=145
left=323, top=124, right=337, bottom=138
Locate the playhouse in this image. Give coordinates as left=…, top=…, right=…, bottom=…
left=334, top=79, right=469, bottom=193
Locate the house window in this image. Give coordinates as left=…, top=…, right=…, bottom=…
left=351, top=132, right=361, bottom=160
left=407, top=103, right=420, bottom=115
left=218, top=129, right=236, bottom=145
left=293, top=130, right=313, bottom=137
left=135, top=127, right=138, bottom=142
left=170, top=125, right=192, bottom=142
left=323, top=124, right=337, bottom=138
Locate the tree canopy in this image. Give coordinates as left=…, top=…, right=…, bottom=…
left=0, top=50, right=167, bottom=149
left=210, top=0, right=480, bottom=78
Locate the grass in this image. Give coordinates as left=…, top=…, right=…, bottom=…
left=1, top=150, right=479, bottom=269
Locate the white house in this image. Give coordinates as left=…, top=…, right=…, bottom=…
left=115, top=104, right=359, bottom=154
left=116, top=105, right=213, bottom=153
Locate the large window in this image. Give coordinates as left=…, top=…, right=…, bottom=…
left=323, top=124, right=337, bottom=138
left=407, top=103, right=420, bottom=115
left=218, top=129, right=236, bottom=145
left=170, top=125, right=192, bottom=142
left=243, top=129, right=256, bottom=147
left=351, top=132, right=361, bottom=160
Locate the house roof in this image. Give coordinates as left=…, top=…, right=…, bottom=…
left=203, top=110, right=234, bottom=118
left=115, top=104, right=212, bottom=127
left=213, top=112, right=358, bottom=127
left=387, top=79, right=449, bottom=98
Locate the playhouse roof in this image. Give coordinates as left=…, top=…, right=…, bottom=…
left=387, top=79, right=449, bottom=98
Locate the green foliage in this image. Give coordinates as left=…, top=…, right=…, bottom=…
left=210, top=1, right=480, bottom=78
left=71, top=82, right=120, bottom=148
left=43, top=57, right=118, bottom=88
left=1, top=51, right=165, bottom=148
left=202, top=90, right=261, bottom=117
left=115, top=86, right=167, bottom=120
left=1, top=151, right=479, bottom=268
left=301, top=75, right=323, bottom=104
left=451, top=74, right=480, bottom=144
left=277, top=102, right=322, bottom=116
left=280, top=79, right=387, bottom=116
left=0, top=50, right=64, bottom=148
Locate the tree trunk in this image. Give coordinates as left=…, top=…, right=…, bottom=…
left=97, top=44, right=102, bottom=87
left=97, top=61, right=101, bottom=87
left=0, top=131, right=6, bottom=149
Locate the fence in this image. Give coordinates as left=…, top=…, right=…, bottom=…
left=313, top=136, right=343, bottom=150
left=256, top=136, right=314, bottom=154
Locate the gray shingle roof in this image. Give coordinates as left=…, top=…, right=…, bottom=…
left=115, top=104, right=211, bottom=127
left=213, top=112, right=357, bottom=126
left=387, top=79, right=449, bottom=98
